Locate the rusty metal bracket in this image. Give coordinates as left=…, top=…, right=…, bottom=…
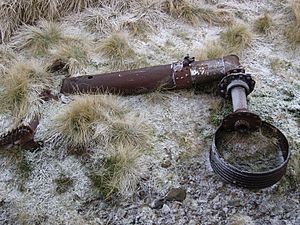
left=0, top=115, right=42, bottom=150
left=60, top=55, right=241, bottom=95
left=210, top=70, right=290, bottom=189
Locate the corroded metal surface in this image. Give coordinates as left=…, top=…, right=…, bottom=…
left=0, top=116, right=41, bottom=150
left=211, top=70, right=290, bottom=188
left=210, top=121, right=290, bottom=189
left=60, top=55, right=241, bottom=95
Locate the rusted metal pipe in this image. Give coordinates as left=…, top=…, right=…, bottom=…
left=0, top=115, right=41, bottom=150
left=60, top=55, right=241, bottom=95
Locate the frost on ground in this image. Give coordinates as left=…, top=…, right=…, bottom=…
left=0, top=0, right=300, bottom=224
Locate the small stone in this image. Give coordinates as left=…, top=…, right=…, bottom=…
left=161, top=160, right=172, bottom=168
left=165, top=187, right=187, bottom=202
left=150, top=198, right=165, bottom=209
left=161, top=204, right=171, bottom=214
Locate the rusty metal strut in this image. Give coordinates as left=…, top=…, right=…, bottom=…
left=60, top=55, right=241, bottom=95
left=0, top=115, right=41, bottom=150
left=210, top=69, right=290, bottom=189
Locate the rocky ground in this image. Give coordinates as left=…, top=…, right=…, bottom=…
left=0, top=0, right=299, bottom=224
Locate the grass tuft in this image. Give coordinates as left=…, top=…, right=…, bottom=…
left=12, top=20, right=64, bottom=56
left=196, top=41, right=227, bottom=60
left=50, top=95, right=107, bottom=148
left=90, top=144, right=147, bottom=199
left=161, top=0, right=233, bottom=25
left=0, top=46, right=16, bottom=75
left=254, top=13, right=274, bottom=34
left=49, top=93, right=153, bottom=156
left=0, top=61, right=51, bottom=119
left=122, top=19, right=152, bottom=37
left=285, top=0, right=300, bottom=45
left=220, top=23, right=252, bottom=53
left=0, top=0, right=99, bottom=42
left=49, top=94, right=127, bottom=148
left=50, top=39, right=90, bottom=74
left=109, top=114, right=153, bottom=148
left=97, top=33, right=138, bottom=70
left=81, top=6, right=120, bottom=34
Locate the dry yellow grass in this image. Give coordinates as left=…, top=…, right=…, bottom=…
left=0, top=46, right=16, bottom=75
left=48, top=93, right=153, bottom=151
left=254, top=13, right=274, bottom=34
left=90, top=144, right=147, bottom=198
left=0, top=61, right=51, bottom=119
left=220, top=23, right=252, bottom=53
left=195, top=41, right=227, bottom=61
left=0, top=0, right=99, bottom=42
left=12, top=21, right=64, bottom=56
left=97, top=33, right=138, bottom=70
left=285, top=0, right=300, bottom=44
left=161, top=0, right=233, bottom=25
left=50, top=39, right=90, bottom=74
left=52, top=95, right=103, bottom=147
left=81, top=6, right=120, bottom=34
left=109, top=114, right=153, bottom=148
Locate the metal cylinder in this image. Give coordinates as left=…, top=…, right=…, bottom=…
left=231, top=87, right=247, bottom=112
left=60, top=55, right=240, bottom=95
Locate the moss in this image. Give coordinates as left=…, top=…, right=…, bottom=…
left=208, top=99, right=232, bottom=126
left=5, top=148, right=34, bottom=191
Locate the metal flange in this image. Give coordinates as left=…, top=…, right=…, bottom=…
left=218, top=72, right=255, bottom=99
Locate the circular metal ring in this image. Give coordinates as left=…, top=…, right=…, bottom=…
left=210, top=121, right=290, bottom=189
left=218, top=73, right=255, bottom=98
